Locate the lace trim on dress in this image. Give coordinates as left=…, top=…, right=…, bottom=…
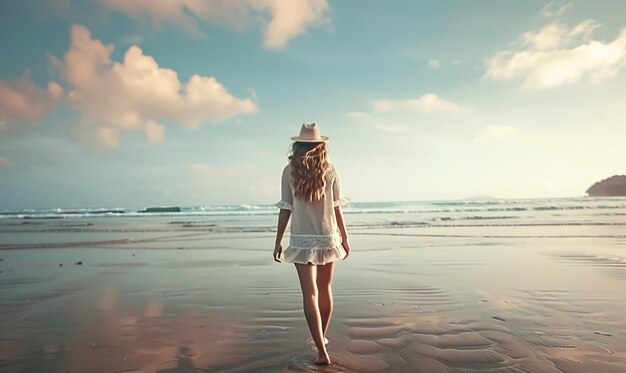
left=289, top=234, right=341, bottom=249
left=274, top=200, right=292, bottom=210
left=282, top=234, right=346, bottom=265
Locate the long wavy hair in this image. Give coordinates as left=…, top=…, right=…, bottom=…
left=289, top=142, right=330, bottom=202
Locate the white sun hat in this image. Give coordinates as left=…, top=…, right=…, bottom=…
left=291, top=123, right=329, bottom=142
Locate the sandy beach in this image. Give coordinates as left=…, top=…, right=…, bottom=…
left=1, top=204, right=626, bottom=372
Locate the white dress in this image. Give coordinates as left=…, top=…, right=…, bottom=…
left=275, top=163, right=348, bottom=265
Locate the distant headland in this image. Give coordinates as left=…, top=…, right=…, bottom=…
left=586, top=175, right=626, bottom=196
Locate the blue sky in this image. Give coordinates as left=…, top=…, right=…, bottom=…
left=1, top=0, right=625, bottom=209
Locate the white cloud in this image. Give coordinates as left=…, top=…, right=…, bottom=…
left=346, top=111, right=413, bottom=132
left=473, top=125, right=525, bottom=144
left=121, top=34, right=143, bottom=46
left=541, top=2, right=572, bottom=18
left=101, top=0, right=330, bottom=49
left=262, top=0, right=329, bottom=48
left=373, top=93, right=460, bottom=113
left=0, top=72, right=63, bottom=132
left=189, top=163, right=214, bottom=176
left=0, top=157, right=15, bottom=169
left=370, top=123, right=409, bottom=133
left=521, top=24, right=568, bottom=51
left=346, top=111, right=409, bottom=132
left=485, top=20, right=626, bottom=90
left=428, top=58, right=440, bottom=68
left=143, top=120, right=165, bottom=144
left=346, top=111, right=371, bottom=121
left=347, top=94, right=461, bottom=133
left=58, top=25, right=257, bottom=149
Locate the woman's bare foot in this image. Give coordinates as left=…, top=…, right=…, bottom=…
left=314, top=351, right=332, bottom=365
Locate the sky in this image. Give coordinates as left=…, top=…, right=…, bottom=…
left=1, top=0, right=626, bottom=209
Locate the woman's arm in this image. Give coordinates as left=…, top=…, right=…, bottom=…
left=273, top=209, right=291, bottom=262
left=334, top=206, right=350, bottom=258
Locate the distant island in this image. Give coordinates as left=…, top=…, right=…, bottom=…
left=586, top=175, right=626, bottom=196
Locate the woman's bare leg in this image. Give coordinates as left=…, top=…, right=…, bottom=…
left=316, top=262, right=334, bottom=338
left=295, top=263, right=331, bottom=365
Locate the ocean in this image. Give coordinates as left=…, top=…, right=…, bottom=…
left=2, top=196, right=625, bottom=250
left=2, top=196, right=626, bottom=229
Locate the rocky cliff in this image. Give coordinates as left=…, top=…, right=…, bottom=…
left=586, top=175, right=626, bottom=196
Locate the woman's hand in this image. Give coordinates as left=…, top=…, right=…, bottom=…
left=273, top=244, right=282, bottom=263
left=342, top=239, right=350, bottom=259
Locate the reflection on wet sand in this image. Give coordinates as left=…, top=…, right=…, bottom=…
left=1, top=223, right=626, bottom=372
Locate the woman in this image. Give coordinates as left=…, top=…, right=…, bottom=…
left=273, top=123, right=350, bottom=366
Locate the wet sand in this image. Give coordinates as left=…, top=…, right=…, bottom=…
left=1, top=222, right=626, bottom=372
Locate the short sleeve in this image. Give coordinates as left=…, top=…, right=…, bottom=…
left=331, top=166, right=349, bottom=207
left=275, top=165, right=293, bottom=210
